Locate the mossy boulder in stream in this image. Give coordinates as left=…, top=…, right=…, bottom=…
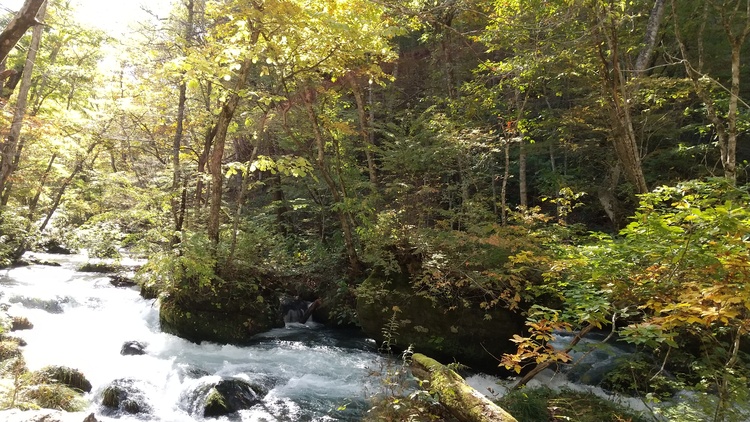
left=159, top=296, right=284, bottom=344
left=356, top=276, right=524, bottom=373
left=203, top=379, right=262, bottom=417
left=31, top=365, right=92, bottom=393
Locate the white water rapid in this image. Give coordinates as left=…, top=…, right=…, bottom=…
left=1, top=253, right=385, bottom=421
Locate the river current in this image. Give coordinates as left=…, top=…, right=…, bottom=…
left=1, top=253, right=386, bottom=421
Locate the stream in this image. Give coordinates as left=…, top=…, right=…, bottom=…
left=1, top=253, right=387, bottom=421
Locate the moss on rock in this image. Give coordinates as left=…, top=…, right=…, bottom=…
left=356, top=276, right=524, bottom=373
left=159, top=296, right=284, bottom=344
left=203, top=388, right=229, bottom=417
left=10, top=316, right=33, bottom=331
left=31, top=366, right=92, bottom=393
left=22, top=383, right=88, bottom=412
left=0, top=340, right=22, bottom=361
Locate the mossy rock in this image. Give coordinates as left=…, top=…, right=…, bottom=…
left=100, top=379, right=150, bottom=415
left=203, top=379, right=262, bottom=417
left=32, top=365, right=92, bottom=393
left=159, top=297, right=284, bottom=344
left=78, top=262, right=123, bottom=273
left=204, top=387, right=229, bottom=417
left=356, top=277, right=524, bottom=373
left=0, top=340, right=22, bottom=361
left=10, top=316, right=33, bottom=331
left=22, top=383, right=88, bottom=412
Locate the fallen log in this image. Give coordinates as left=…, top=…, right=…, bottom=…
left=410, top=353, right=517, bottom=422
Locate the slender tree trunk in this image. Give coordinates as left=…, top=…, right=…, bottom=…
left=304, top=97, right=361, bottom=275
left=596, top=16, right=649, bottom=194
left=196, top=125, right=217, bottom=210
left=27, top=153, right=55, bottom=220
left=171, top=0, right=194, bottom=246
left=0, top=0, right=46, bottom=198
left=38, top=142, right=98, bottom=233
left=519, top=138, right=527, bottom=208
left=669, top=0, right=750, bottom=184
left=634, top=0, right=666, bottom=76
left=347, top=74, right=377, bottom=186
left=501, top=139, right=509, bottom=226
left=207, top=59, right=252, bottom=246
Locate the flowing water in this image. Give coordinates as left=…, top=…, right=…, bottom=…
left=1, top=253, right=386, bottom=421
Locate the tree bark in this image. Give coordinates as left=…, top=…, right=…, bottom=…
left=0, top=0, right=46, bottom=64
left=38, top=142, right=98, bottom=233
left=0, top=0, right=47, bottom=199
left=596, top=13, right=649, bottom=194
left=519, top=137, right=527, bottom=208
left=347, top=74, right=377, bottom=187
left=411, top=353, right=517, bottom=422
left=634, top=0, right=666, bottom=76
left=207, top=59, right=252, bottom=246
left=304, top=97, right=362, bottom=275
left=171, top=0, right=194, bottom=246
left=669, top=0, right=750, bottom=184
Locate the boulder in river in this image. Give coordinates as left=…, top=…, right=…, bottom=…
left=78, top=262, right=123, bottom=273
left=202, top=379, right=263, bottom=417
left=120, top=341, right=147, bottom=356
left=32, top=365, right=93, bottom=393
left=100, top=379, right=151, bottom=415
left=10, top=315, right=33, bottom=331
left=356, top=275, right=524, bottom=373
left=109, top=274, right=137, bottom=288
left=159, top=294, right=284, bottom=345
left=8, top=295, right=70, bottom=314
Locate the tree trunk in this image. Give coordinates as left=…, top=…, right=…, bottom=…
left=0, top=1, right=47, bottom=199
left=411, top=353, right=517, bottom=422
left=27, top=153, right=55, bottom=220
left=501, top=138, right=509, bottom=225
left=669, top=0, right=750, bottom=185
left=634, top=0, right=666, bottom=76
left=171, top=0, right=194, bottom=246
left=0, top=0, right=46, bottom=64
left=347, top=74, right=377, bottom=187
left=207, top=59, right=252, bottom=246
left=596, top=16, right=649, bottom=194
left=519, top=137, right=527, bottom=208
left=304, top=98, right=362, bottom=275
left=38, top=142, right=98, bottom=233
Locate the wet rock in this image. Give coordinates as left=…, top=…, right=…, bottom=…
left=8, top=296, right=70, bottom=314
left=356, top=275, right=524, bottom=373
left=32, top=365, right=93, bottom=393
left=10, top=315, right=33, bottom=331
left=120, top=341, right=147, bottom=356
left=77, top=263, right=123, bottom=273
left=109, top=274, right=136, bottom=288
left=40, top=239, right=74, bottom=255
left=100, top=379, right=151, bottom=415
left=28, top=259, right=62, bottom=267
left=159, top=295, right=284, bottom=345
left=203, top=379, right=262, bottom=417
left=1, top=335, right=27, bottom=347
left=82, top=413, right=98, bottom=422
